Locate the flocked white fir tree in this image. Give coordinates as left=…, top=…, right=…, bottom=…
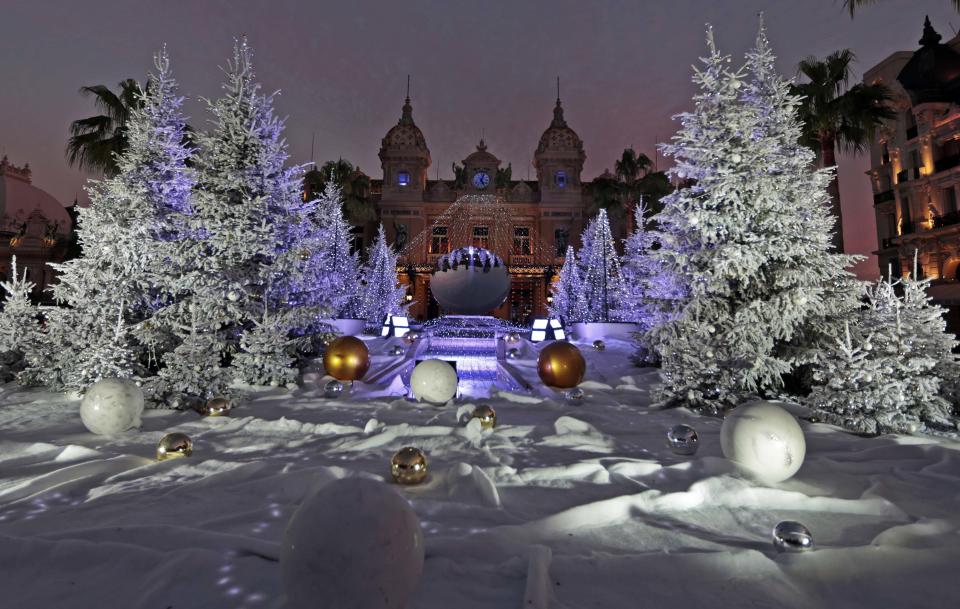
left=153, top=39, right=321, bottom=395
left=548, top=245, right=584, bottom=322
left=810, top=271, right=957, bottom=436
left=650, top=25, right=860, bottom=414
left=618, top=202, right=687, bottom=364
left=313, top=181, right=362, bottom=319
left=30, top=49, right=193, bottom=391
left=0, top=257, right=39, bottom=380
left=577, top=208, right=627, bottom=322
left=357, top=224, right=407, bottom=324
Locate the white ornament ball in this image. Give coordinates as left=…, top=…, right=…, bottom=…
left=720, top=400, right=806, bottom=484
left=410, top=359, right=458, bottom=404
left=79, top=378, right=144, bottom=436
left=281, top=478, right=425, bottom=609
left=227, top=290, right=239, bottom=302
left=730, top=153, right=742, bottom=164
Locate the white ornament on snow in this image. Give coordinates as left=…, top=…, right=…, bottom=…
left=720, top=400, right=806, bottom=483
left=79, top=378, right=144, bottom=436
left=227, top=290, right=239, bottom=302
left=410, top=359, right=458, bottom=404
left=730, top=153, right=742, bottom=163
left=281, top=478, right=425, bottom=609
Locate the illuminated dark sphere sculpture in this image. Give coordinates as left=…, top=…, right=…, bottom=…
left=430, top=247, right=510, bottom=315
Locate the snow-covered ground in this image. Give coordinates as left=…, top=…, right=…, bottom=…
left=1, top=337, right=958, bottom=608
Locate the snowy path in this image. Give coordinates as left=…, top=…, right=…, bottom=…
left=1, top=339, right=958, bottom=608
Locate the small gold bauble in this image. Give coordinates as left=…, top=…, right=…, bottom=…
left=592, top=339, right=606, bottom=352
left=297, top=248, right=311, bottom=261
left=197, top=396, right=231, bottom=416
left=157, top=432, right=193, bottom=461
left=537, top=341, right=586, bottom=388
left=322, top=336, right=370, bottom=381
left=402, top=332, right=420, bottom=346
left=391, top=446, right=428, bottom=485
left=471, top=404, right=497, bottom=429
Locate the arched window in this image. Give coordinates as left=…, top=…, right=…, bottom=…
left=397, top=171, right=411, bottom=187
left=554, top=170, right=567, bottom=188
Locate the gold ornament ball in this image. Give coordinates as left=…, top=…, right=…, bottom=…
left=592, top=339, right=606, bottom=352
left=471, top=404, right=497, bottom=429
left=391, top=446, right=428, bottom=485
left=157, top=432, right=193, bottom=461
left=297, top=248, right=311, bottom=261
left=537, top=341, right=586, bottom=389
left=197, top=396, right=231, bottom=416
left=403, top=332, right=420, bottom=346
left=322, top=336, right=370, bottom=381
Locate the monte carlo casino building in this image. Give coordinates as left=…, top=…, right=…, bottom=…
left=360, top=93, right=619, bottom=323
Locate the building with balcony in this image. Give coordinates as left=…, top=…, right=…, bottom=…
left=0, top=156, right=74, bottom=299
left=361, top=92, right=619, bottom=323
left=865, top=17, right=960, bottom=320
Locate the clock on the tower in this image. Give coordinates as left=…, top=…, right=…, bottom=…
left=472, top=170, right=490, bottom=189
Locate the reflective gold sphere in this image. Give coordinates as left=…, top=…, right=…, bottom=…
left=322, top=336, right=370, bottom=381
left=537, top=341, right=586, bottom=388
left=197, top=396, right=231, bottom=416
left=157, top=432, right=193, bottom=461
left=471, top=404, right=497, bottom=429
left=391, top=446, right=428, bottom=485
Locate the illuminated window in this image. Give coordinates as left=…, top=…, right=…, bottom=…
left=554, top=170, right=567, bottom=188
left=513, top=226, right=531, bottom=255
left=430, top=226, right=449, bottom=254
left=397, top=171, right=411, bottom=187
left=472, top=226, right=489, bottom=249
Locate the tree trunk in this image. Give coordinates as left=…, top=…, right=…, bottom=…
left=820, top=136, right=845, bottom=253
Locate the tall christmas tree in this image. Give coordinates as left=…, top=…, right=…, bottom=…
left=313, top=181, right=361, bottom=319
left=651, top=25, right=860, bottom=414
left=357, top=224, right=407, bottom=323
left=0, top=257, right=39, bottom=381
left=577, top=208, right=626, bottom=322
left=548, top=245, right=584, bottom=322
left=29, top=49, right=193, bottom=391
left=154, top=39, right=317, bottom=394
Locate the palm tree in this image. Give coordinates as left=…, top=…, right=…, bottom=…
left=304, top=158, right=377, bottom=225
left=792, top=50, right=895, bottom=252
left=66, top=79, right=147, bottom=176
left=844, top=0, right=959, bottom=16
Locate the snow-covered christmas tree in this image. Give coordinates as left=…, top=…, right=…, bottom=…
left=650, top=25, right=860, bottom=414
left=313, top=181, right=361, bottom=319
left=29, top=48, right=193, bottom=391
left=0, top=257, right=39, bottom=381
left=618, top=203, right=686, bottom=364
left=577, top=208, right=626, bottom=322
left=357, top=224, right=407, bottom=324
left=153, top=39, right=318, bottom=395
left=548, top=246, right=584, bottom=322
left=810, top=272, right=958, bottom=436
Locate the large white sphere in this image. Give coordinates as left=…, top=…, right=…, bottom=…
left=79, top=378, right=144, bottom=436
left=430, top=248, right=510, bottom=314
left=721, top=400, right=806, bottom=483
left=281, top=478, right=425, bottom=609
left=410, top=359, right=458, bottom=404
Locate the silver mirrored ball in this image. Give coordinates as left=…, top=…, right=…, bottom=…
left=506, top=347, right=520, bottom=360
left=592, top=339, right=605, bottom=352
left=667, top=424, right=699, bottom=456
left=324, top=379, right=345, bottom=399
left=388, top=345, right=405, bottom=356
left=773, top=521, right=814, bottom=553
left=565, top=387, right=584, bottom=403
